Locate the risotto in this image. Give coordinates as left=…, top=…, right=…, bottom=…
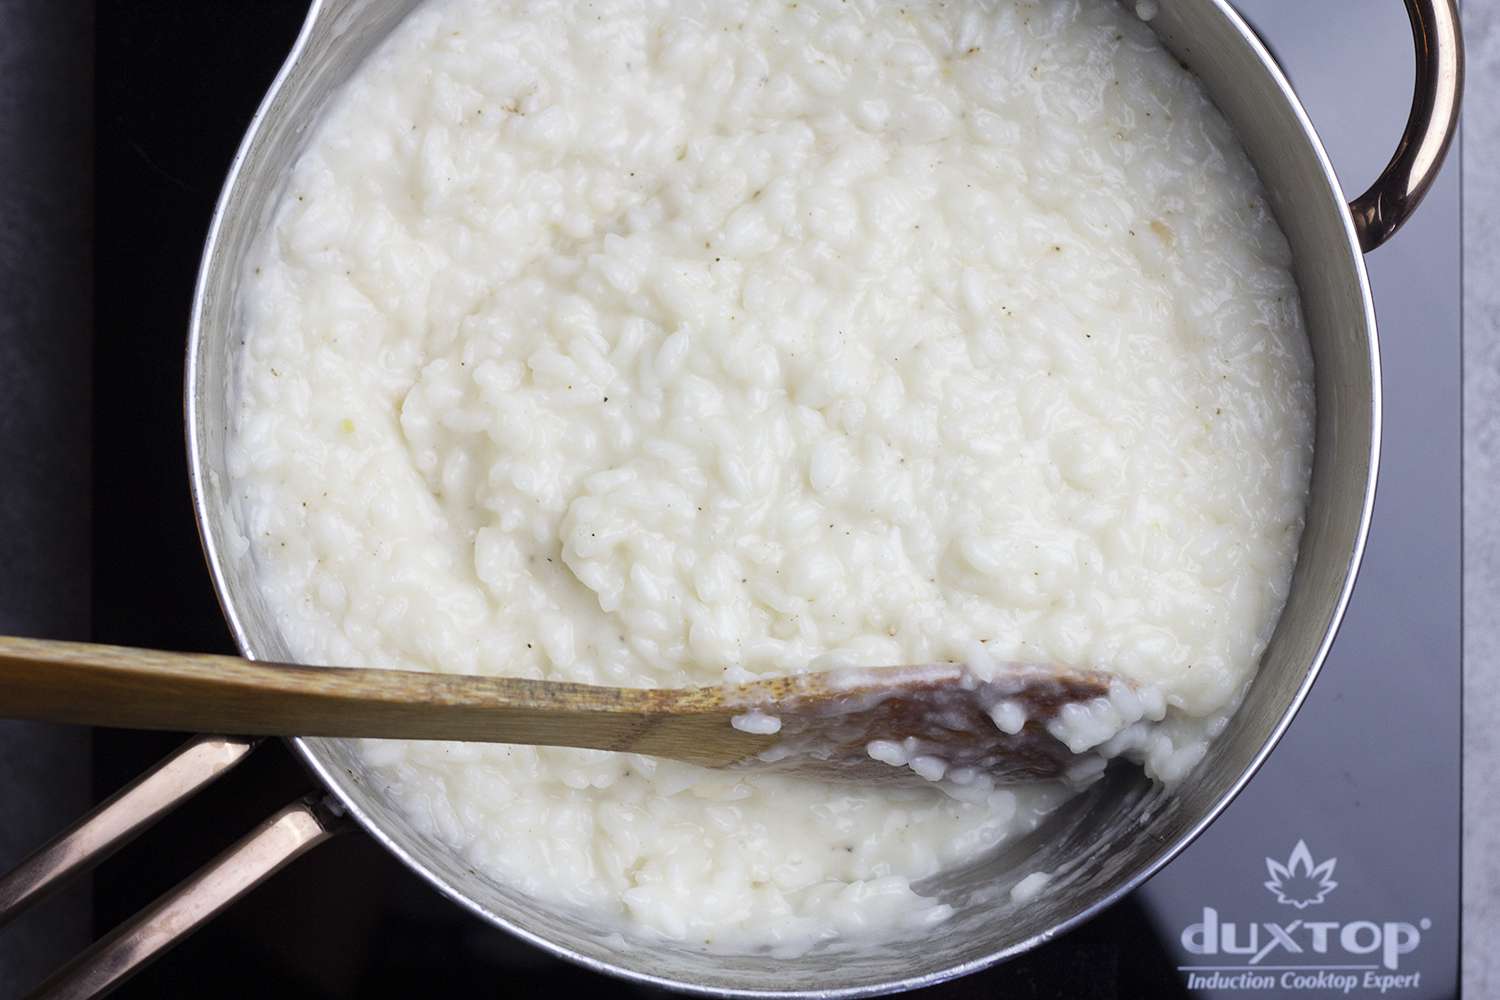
left=229, top=0, right=1314, bottom=952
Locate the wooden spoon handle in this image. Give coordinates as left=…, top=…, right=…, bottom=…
left=0, top=636, right=742, bottom=763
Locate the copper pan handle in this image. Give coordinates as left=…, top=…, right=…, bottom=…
left=28, top=796, right=347, bottom=999
left=0, top=735, right=351, bottom=997
left=1349, top=0, right=1463, bottom=251
left=0, top=735, right=260, bottom=927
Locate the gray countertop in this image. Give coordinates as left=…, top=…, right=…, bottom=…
left=1463, top=2, right=1500, bottom=996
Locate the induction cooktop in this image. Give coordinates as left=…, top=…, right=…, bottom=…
left=12, top=1, right=1463, bottom=996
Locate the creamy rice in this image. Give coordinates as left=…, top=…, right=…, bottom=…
left=230, top=0, right=1314, bottom=952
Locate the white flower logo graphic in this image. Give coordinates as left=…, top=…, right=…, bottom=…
left=1264, top=840, right=1338, bottom=909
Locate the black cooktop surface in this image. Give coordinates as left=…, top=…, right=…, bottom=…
left=10, top=1, right=1463, bottom=996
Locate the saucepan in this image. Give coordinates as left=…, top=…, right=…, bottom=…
left=0, top=0, right=1462, bottom=995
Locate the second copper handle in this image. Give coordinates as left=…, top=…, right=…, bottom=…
left=1348, top=0, right=1463, bottom=251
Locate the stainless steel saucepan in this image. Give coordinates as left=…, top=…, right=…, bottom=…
left=0, top=1, right=1462, bottom=995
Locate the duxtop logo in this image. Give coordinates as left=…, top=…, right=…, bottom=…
left=1264, top=840, right=1338, bottom=909
left=1175, top=840, right=1430, bottom=995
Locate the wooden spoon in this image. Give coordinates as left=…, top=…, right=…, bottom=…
left=0, top=636, right=1115, bottom=785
